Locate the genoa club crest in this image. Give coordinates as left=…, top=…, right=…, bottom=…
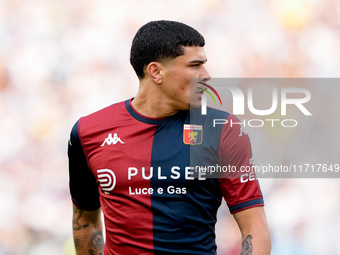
left=183, top=124, right=203, bottom=145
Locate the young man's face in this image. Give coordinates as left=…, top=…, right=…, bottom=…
left=160, top=46, right=211, bottom=111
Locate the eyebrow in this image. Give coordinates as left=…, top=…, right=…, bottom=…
left=189, top=59, right=208, bottom=64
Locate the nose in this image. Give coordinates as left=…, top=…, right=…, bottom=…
left=200, top=65, right=211, bottom=83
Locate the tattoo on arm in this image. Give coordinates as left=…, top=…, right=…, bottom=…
left=88, top=231, right=104, bottom=255
left=74, top=234, right=88, bottom=250
left=240, top=235, right=253, bottom=255
left=73, top=207, right=90, bottom=231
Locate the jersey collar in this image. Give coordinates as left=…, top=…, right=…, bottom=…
left=125, top=99, right=188, bottom=125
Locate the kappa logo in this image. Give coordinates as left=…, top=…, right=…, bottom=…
left=239, top=125, right=248, bottom=137
left=249, top=158, right=254, bottom=165
left=101, top=133, right=125, bottom=146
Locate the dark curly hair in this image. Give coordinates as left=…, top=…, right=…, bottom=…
left=130, top=20, right=205, bottom=79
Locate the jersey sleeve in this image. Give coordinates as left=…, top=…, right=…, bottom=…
left=218, top=115, right=264, bottom=214
left=68, top=120, right=101, bottom=210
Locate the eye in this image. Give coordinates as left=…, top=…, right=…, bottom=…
left=191, top=64, right=199, bottom=69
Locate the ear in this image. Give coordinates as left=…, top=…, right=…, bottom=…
left=146, top=62, right=163, bottom=84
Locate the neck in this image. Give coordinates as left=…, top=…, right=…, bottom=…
left=131, top=80, right=179, bottom=118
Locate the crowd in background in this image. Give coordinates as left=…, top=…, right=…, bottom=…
left=0, top=0, right=340, bottom=254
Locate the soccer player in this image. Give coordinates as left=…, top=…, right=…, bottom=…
left=68, top=20, right=271, bottom=255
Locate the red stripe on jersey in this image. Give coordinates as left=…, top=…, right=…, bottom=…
left=218, top=115, right=263, bottom=213
left=78, top=101, right=155, bottom=254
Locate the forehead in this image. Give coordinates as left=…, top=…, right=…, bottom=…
left=178, top=46, right=207, bottom=62
left=167, top=46, right=207, bottom=65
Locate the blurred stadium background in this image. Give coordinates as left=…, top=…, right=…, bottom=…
left=0, top=0, right=340, bottom=254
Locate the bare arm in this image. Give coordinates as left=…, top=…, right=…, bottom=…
left=72, top=204, right=104, bottom=255
left=233, top=206, right=271, bottom=255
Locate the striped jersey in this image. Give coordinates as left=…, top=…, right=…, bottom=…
left=68, top=99, right=264, bottom=255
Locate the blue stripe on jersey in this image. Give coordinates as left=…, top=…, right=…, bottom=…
left=69, top=120, right=101, bottom=210
left=149, top=108, right=230, bottom=254
left=149, top=111, right=200, bottom=254
left=229, top=198, right=265, bottom=214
